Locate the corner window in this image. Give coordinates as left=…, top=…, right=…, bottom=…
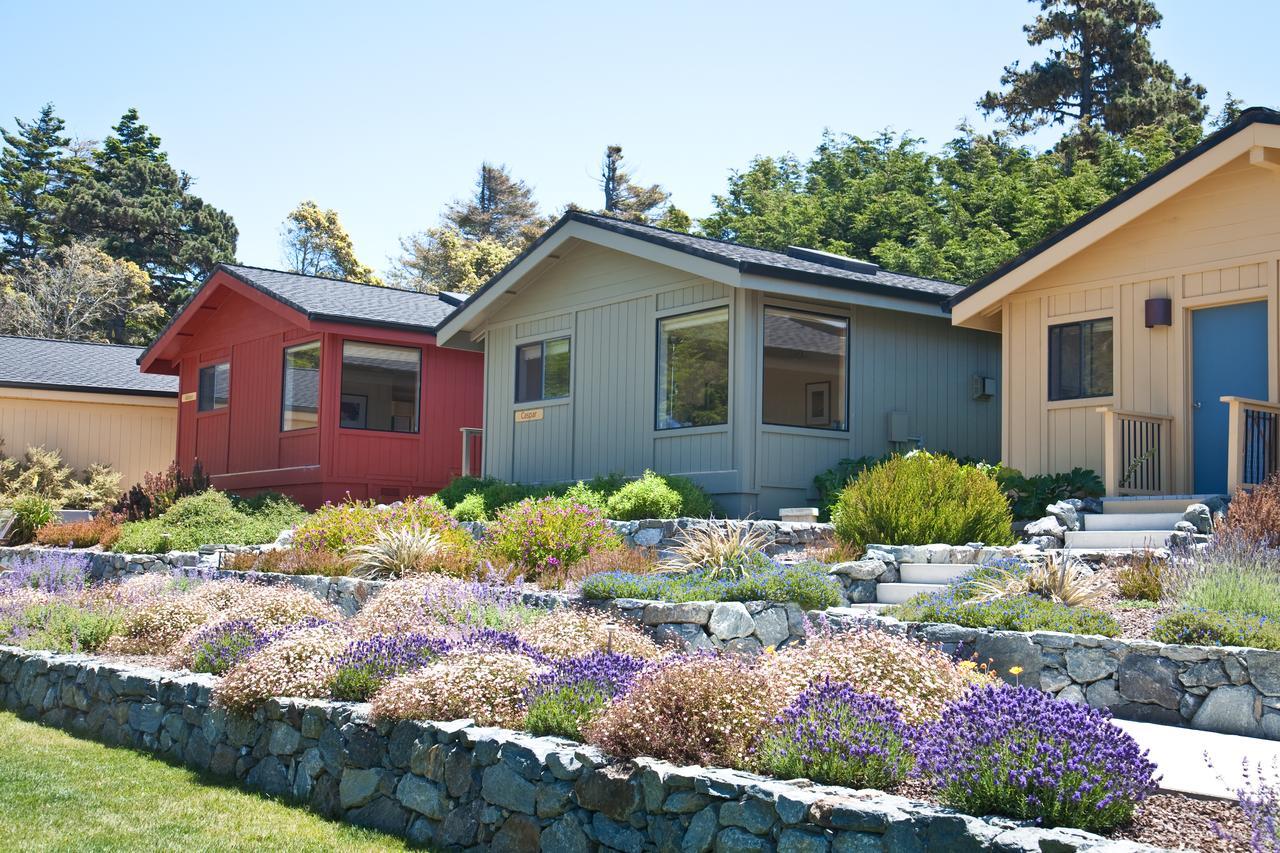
left=657, top=307, right=729, bottom=429
left=762, top=306, right=848, bottom=430
left=197, top=362, right=229, bottom=412
left=281, top=340, right=320, bottom=431
left=339, top=341, right=420, bottom=433
left=1049, top=318, right=1113, bottom=401
left=515, top=337, right=571, bottom=403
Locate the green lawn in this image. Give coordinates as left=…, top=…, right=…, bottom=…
left=0, top=711, right=411, bottom=852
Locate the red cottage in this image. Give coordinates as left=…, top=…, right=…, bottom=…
left=138, top=265, right=483, bottom=509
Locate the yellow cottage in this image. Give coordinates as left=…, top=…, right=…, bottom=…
left=0, top=335, right=177, bottom=487
left=950, top=107, right=1280, bottom=499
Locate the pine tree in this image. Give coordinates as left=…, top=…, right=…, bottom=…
left=281, top=200, right=381, bottom=284
left=980, top=0, right=1207, bottom=155
left=600, top=145, right=671, bottom=224
left=60, top=109, right=237, bottom=309
left=0, top=104, right=76, bottom=267
left=445, top=163, right=547, bottom=245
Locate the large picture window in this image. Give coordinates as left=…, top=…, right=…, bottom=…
left=1049, top=318, right=1113, bottom=401
left=281, top=340, right=320, bottom=431
left=515, top=337, right=570, bottom=403
left=339, top=341, right=420, bottom=433
left=197, top=362, right=229, bottom=412
left=762, top=306, right=848, bottom=430
left=657, top=307, right=729, bottom=430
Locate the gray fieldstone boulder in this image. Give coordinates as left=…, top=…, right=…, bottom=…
left=827, top=560, right=884, bottom=580
left=1046, top=501, right=1080, bottom=531
left=1024, top=516, right=1066, bottom=539
left=1192, top=685, right=1262, bottom=737
left=709, top=603, right=755, bottom=640
left=1182, top=503, right=1213, bottom=534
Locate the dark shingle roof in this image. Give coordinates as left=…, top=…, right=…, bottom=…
left=0, top=336, right=177, bottom=396
left=948, top=106, right=1280, bottom=310
left=219, top=265, right=459, bottom=331
left=564, top=211, right=962, bottom=301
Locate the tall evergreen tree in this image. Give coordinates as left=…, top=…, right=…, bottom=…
left=281, top=200, right=381, bottom=284
left=600, top=145, right=671, bottom=224
left=60, top=108, right=237, bottom=309
left=445, top=163, right=547, bottom=245
left=0, top=104, right=77, bottom=267
left=980, top=0, right=1207, bottom=156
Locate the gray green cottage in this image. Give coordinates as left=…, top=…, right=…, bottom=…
left=436, top=212, right=1000, bottom=517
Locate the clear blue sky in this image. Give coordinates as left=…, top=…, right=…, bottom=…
left=4, top=0, right=1275, bottom=274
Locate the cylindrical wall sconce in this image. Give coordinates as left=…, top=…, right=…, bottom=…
left=1145, top=297, right=1172, bottom=328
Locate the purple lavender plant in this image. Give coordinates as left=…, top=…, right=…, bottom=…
left=186, top=619, right=270, bottom=675
left=915, top=684, right=1159, bottom=831
left=330, top=632, right=451, bottom=701
left=455, top=627, right=550, bottom=663
left=752, top=679, right=915, bottom=790
left=1208, top=755, right=1280, bottom=852
left=523, top=652, right=650, bottom=739
left=0, top=551, right=90, bottom=595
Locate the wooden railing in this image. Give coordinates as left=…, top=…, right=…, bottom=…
left=1223, top=396, right=1280, bottom=494
left=459, top=427, right=483, bottom=478
left=1097, top=408, right=1174, bottom=496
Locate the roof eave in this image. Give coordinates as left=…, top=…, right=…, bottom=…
left=0, top=380, right=178, bottom=398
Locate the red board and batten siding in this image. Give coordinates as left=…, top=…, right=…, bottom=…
left=145, top=270, right=483, bottom=509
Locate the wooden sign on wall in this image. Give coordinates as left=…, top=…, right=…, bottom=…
left=515, top=408, right=544, bottom=423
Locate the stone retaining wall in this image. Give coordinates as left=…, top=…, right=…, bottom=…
left=9, top=545, right=1280, bottom=741
left=0, top=646, right=1153, bottom=852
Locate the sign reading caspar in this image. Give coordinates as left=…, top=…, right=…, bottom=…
left=515, top=408, right=544, bottom=423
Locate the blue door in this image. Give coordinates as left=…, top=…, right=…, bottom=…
left=1192, top=301, right=1269, bottom=493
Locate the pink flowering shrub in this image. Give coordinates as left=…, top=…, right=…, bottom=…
left=213, top=624, right=348, bottom=714
left=483, top=497, right=621, bottom=586
left=516, top=608, right=664, bottom=660
left=102, top=594, right=216, bottom=655
left=764, top=628, right=996, bottom=723
left=370, top=650, right=545, bottom=727
left=585, top=654, right=787, bottom=766
left=216, top=584, right=340, bottom=629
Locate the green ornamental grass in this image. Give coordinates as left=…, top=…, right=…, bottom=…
left=581, top=561, right=843, bottom=611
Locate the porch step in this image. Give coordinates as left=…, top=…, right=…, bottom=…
left=1082, top=512, right=1184, bottom=532
left=899, top=563, right=977, bottom=584
left=1064, top=530, right=1172, bottom=549
left=1101, top=494, right=1223, bottom=515
left=875, top=582, right=947, bottom=605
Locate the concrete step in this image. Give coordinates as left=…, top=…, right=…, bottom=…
left=875, top=582, right=947, bottom=605
left=1083, top=512, right=1183, bottom=531
left=829, top=603, right=895, bottom=616
left=899, top=563, right=977, bottom=584
left=1064, top=529, right=1172, bottom=549
left=1101, top=494, right=1223, bottom=515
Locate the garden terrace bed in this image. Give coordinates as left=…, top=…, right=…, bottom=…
left=0, top=645, right=1159, bottom=852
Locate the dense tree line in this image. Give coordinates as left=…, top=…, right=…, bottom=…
left=0, top=107, right=237, bottom=343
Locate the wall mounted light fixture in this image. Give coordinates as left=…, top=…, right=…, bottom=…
left=1145, top=297, right=1172, bottom=328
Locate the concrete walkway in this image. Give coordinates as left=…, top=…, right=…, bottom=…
left=1116, top=719, right=1280, bottom=800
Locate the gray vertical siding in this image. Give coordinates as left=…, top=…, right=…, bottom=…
left=476, top=240, right=1001, bottom=517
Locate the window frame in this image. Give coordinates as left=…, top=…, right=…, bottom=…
left=1047, top=317, right=1114, bottom=402
left=280, top=339, right=321, bottom=433
left=513, top=335, right=572, bottom=404
left=337, top=338, right=423, bottom=435
left=196, top=361, right=230, bottom=413
left=654, top=305, right=731, bottom=432
left=760, top=303, right=851, bottom=433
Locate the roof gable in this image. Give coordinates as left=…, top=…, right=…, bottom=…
left=0, top=335, right=177, bottom=396
left=436, top=211, right=962, bottom=348
left=949, top=107, right=1280, bottom=326
left=139, top=265, right=462, bottom=372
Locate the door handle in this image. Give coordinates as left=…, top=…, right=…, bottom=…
left=1193, top=401, right=1202, bottom=409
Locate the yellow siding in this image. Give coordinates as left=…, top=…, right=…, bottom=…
left=999, top=152, right=1280, bottom=489
left=0, top=388, right=177, bottom=487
